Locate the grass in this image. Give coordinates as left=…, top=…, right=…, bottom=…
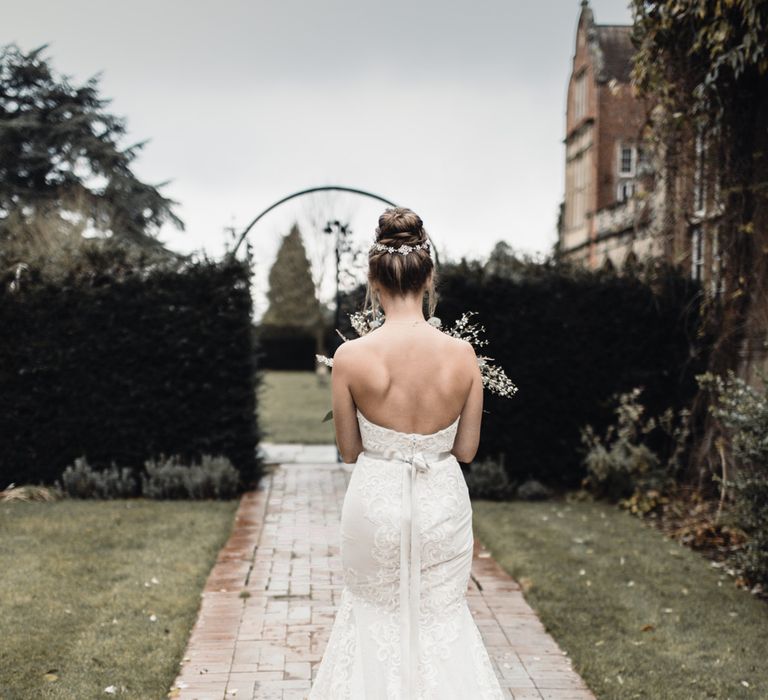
left=258, top=369, right=335, bottom=444
left=472, top=498, right=768, bottom=699
left=0, top=498, right=239, bottom=700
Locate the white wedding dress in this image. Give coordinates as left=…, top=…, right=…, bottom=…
left=308, top=407, right=504, bottom=699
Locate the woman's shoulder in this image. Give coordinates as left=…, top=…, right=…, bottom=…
left=332, top=335, right=378, bottom=368
left=434, top=329, right=475, bottom=356
left=332, top=337, right=362, bottom=361
left=334, top=326, right=471, bottom=361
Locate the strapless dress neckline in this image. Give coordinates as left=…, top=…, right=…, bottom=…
left=355, top=407, right=460, bottom=437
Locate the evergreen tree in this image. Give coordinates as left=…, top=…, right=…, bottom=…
left=261, top=223, right=322, bottom=328
left=0, top=43, right=183, bottom=255
left=486, top=241, right=524, bottom=279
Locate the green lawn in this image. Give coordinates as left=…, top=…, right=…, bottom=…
left=472, top=498, right=768, bottom=699
left=0, top=498, right=238, bottom=700
left=258, top=369, right=335, bottom=444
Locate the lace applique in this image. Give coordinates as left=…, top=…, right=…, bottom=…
left=310, top=588, right=357, bottom=699
left=354, top=410, right=471, bottom=697
left=355, top=408, right=460, bottom=454
left=310, top=409, right=505, bottom=699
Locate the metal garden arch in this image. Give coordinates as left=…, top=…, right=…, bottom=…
left=228, top=185, right=399, bottom=259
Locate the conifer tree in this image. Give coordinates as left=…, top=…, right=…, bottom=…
left=261, top=223, right=323, bottom=329
left=0, top=43, right=182, bottom=254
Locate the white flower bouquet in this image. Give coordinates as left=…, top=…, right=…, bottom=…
left=316, top=310, right=518, bottom=420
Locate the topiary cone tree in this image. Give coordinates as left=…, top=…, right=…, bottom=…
left=261, top=222, right=325, bottom=358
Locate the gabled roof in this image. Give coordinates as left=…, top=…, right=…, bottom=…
left=595, top=25, right=635, bottom=83
left=578, top=1, right=636, bottom=84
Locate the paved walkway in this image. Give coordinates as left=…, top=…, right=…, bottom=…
left=170, top=452, right=596, bottom=700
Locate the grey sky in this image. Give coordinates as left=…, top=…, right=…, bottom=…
left=6, top=0, right=632, bottom=315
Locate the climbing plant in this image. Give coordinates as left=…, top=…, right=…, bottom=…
left=630, top=0, right=768, bottom=483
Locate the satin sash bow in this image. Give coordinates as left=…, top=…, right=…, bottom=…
left=362, top=445, right=452, bottom=698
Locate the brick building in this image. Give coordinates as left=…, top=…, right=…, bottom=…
left=558, top=0, right=659, bottom=269
left=559, top=1, right=765, bottom=383
left=559, top=0, right=727, bottom=289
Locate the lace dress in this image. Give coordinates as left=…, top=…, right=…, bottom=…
left=308, top=408, right=504, bottom=699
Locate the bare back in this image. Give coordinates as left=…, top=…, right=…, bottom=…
left=331, top=323, right=483, bottom=464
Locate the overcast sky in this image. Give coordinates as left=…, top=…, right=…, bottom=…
left=6, top=0, right=633, bottom=315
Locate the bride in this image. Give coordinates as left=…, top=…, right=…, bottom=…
left=308, top=207, right=505, bottom=699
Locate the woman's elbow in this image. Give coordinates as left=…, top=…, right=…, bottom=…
left=339, top=447, right=361, bottom=464
left=452, top=447, right=477, bottom=464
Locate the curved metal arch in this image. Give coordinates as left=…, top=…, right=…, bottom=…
left=228, top=185, right=399, bottom=259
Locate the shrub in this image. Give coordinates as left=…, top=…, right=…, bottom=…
left=423, top=257, right=708, bottom=489
left=727, top=473, right=768, bottom=585
left=0, top=255, right=262, bottom=489
left=464, top=456, right=518, bottom=500
left=56, top=457, right=139, bottom=499
left=54, top=453, right=240, bottom=500
left=334, top=256, right=706, bottom=491
left=516, top=478, right=553, bottom=501
left=141, top=454, right=240, bottom=500
left=579, top=387, right=689, bottom=511
left=697, top=370, right=768, bottom=586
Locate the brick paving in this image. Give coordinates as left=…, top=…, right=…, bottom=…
left=171, top=458, right=596, bottom=700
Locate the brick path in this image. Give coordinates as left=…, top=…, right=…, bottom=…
left=170, top=458, right=596, bottom=700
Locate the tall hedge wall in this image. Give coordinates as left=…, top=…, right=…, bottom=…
left=246, top=254, right=704, bottom=491
left=256, top=324, right=319, bottom=370
left=433, top=260, right=709, bottom=488
left=0, top=258, right=262, bottom=488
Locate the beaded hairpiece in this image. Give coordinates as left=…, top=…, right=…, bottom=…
left=371, top=240, right=430, bottom=255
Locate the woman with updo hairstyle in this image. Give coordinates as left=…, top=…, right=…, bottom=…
left=310, top=206, right=505, bottom=699
left=364, top=206, right=437, bottom=322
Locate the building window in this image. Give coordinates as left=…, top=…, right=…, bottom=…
left=617, top=180, right=635, bottom=202
left=711, top=227, right=725, bottom=296
left=693, top=129, right=706, bottom=215
left=637, top=145, right=650, bottom=174
left=571, top=149, right=590, bottom=227
left=619, top=144, right=635, bottom=176
left=713, top=171, right=722, bottom=211
left=574, top=71, right=587, bottom=121
left=690, top=225, right=704, bottom=281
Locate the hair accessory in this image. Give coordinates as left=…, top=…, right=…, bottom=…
left=371, top=241, right=430, bottom=255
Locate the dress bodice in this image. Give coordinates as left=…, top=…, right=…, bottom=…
left=356, top=408, right=459, bottom=454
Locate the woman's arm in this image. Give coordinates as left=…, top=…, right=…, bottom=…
left=331, top=341, right=364, bottom=464
left=451, top=340, right=483, bottom=463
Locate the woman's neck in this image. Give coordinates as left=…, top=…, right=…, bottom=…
left=377, top=293, right=425, bottom=323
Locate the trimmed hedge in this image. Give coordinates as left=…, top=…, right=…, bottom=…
left=433, top=259, right=709, bottom=489
left=0, top=258, right=262, bottom=488
left=256, top=324, right=319, bottom=370
left=254, top=253, right=704, bottom=492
